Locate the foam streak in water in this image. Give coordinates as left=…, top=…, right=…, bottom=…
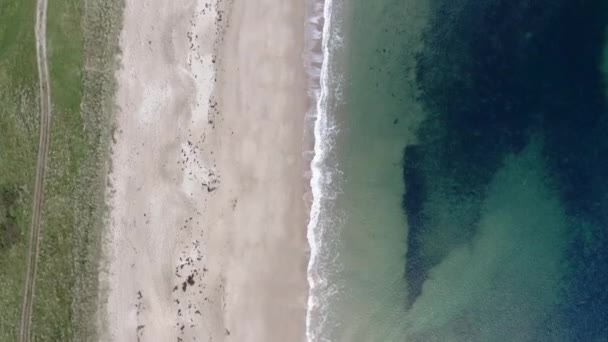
left=304, top=0, right=339, bottom=340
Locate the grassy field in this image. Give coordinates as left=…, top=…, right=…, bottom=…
left=0, top=0, right=41, bottom=339
left=0, top=0, right=122, bottom=340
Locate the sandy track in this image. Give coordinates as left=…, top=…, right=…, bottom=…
left=18, top=0, right=52, bottom=339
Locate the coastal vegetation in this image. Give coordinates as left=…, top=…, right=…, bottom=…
left=0, top=0, right=122, bottom=339
left=0, top=0, right=41, bottom=338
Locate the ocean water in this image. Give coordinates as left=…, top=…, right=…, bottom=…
left=307, top=0, right=608, bottom=341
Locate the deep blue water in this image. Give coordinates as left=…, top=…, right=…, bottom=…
left=403, top=0, right=608, bottom=340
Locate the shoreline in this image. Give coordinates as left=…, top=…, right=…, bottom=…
left=214, top=0, right=310, bottom=339
left=100, top=0, right=310, bottom=340
left=305, top=0, right=342, bottom=339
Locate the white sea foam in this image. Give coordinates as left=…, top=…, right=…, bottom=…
left=304, top=0, right=343, bottom=340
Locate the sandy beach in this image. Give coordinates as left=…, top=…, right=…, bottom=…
left=100, top=0, right=309, bottom=341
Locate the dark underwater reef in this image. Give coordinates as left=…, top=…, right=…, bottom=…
left=403, top=0, right=608, bottom=339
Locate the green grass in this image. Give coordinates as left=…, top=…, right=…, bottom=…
left=31, top=1, right=86, bottom=337
left=31, top=0, right=123, bottom=340
left=0, top=0, right=40, bottom=340
left=0, top=0, right=123, bottom=340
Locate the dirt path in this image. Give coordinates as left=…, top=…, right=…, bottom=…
left=18, top=0, right=51, bottom=339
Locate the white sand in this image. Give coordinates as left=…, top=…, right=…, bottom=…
left=100, top=0, right=309, bottom=341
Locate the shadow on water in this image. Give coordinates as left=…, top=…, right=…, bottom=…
left=403, top=0, right=608, bottom=339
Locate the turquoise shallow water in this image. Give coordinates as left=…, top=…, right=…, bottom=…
left=308, top=0, right=608, bottom=341
left=307, top=1, right=427, bottom=340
